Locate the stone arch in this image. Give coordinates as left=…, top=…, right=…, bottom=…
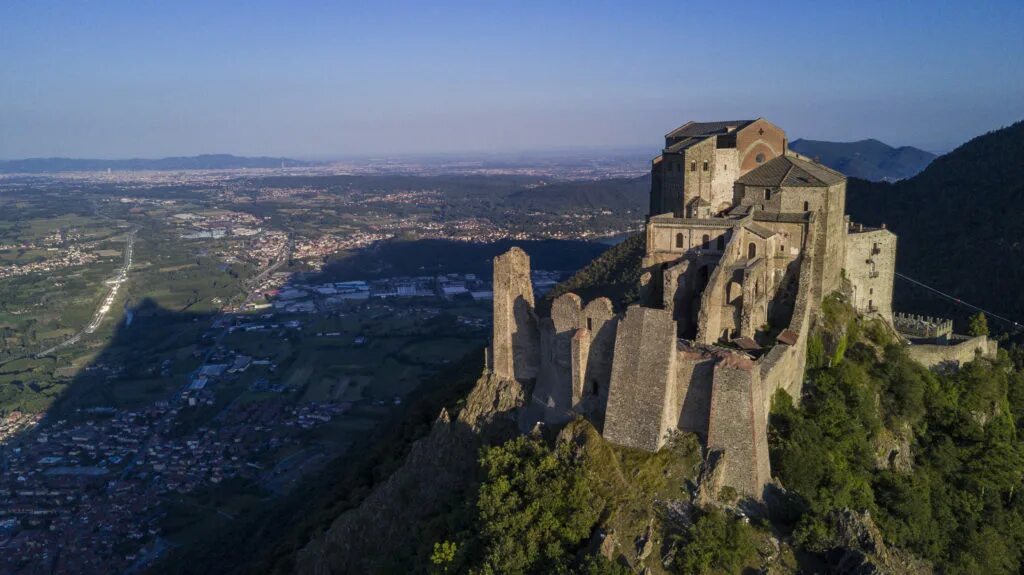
left=675, top=233, right=684, bottom=249
left=747, top=242, right=757, bottom=260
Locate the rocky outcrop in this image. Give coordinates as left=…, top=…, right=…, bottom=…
left=873, top=423, right=913, bottom=474
left=295, top=375, right=525, bottom=574
left=826, top=509, right=932, bottom=575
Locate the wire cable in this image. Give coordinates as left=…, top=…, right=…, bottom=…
left=895, top=272, right=1021, bottom=330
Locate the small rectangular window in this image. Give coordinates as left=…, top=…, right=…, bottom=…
left=703, top=161, right=709, bottom=171
left=690, top=161, right=696, bottom=172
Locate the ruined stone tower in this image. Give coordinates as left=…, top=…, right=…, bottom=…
left=491, top=247, right=539, bottom=381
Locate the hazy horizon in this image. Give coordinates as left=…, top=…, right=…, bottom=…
left=3, top=1, right=1022, bottom=159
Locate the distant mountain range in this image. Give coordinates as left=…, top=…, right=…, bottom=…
left=790, top=138, right=935, bottom=181
left=0, top=154, right=317, bottom=173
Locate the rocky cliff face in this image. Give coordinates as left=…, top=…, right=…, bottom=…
left=295, top=375, right=525, bottom=574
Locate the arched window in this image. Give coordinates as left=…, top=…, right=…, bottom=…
left=803, top=201, right=810, bottom=211
left=764, top=188, right=772, bottom=201
left=716, top=235, right=725, bottom=250
left=701, top=234, right=710, bottom=250
left=675, top=233, right=684, bottom=249
left=748, top=242, right=757, bottom=259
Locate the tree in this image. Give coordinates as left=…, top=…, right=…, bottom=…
left=430, top=541, right=458, bottom=573
left=470, top=436, right=602, bottom=575
left=675, top=510, right=757, bottom=575
left=968, top=313, right=989, bottom=337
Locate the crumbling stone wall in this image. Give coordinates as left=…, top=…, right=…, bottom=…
left=603, top=306, right=678, bottom=451
left=571, top=328, right=591, bottom=407
left=695, top=230, right=742, bottom=344
left=759, top=213, right=819, bottom=406
left=492, top=247, right=539, bottom=381
left=581, top=298, right=618, bottom=414
left=739, top=257, right=769, bottom=339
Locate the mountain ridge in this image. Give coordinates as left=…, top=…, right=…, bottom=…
left=790, top=137, right=935, bottom=181
left=845, top=119, right=1024, bottom=329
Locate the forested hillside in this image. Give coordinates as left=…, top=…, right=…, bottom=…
left=846, top=120, right=1024, bottom=331
left=770, top=296, right=1024, bottom=574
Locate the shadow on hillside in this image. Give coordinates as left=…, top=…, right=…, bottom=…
left=0, top=290, right=491, bottom=574
left=0, top=235, right=621, bottom=573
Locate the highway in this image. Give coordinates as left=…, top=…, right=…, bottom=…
left=35, top=228, right=137, bottom=358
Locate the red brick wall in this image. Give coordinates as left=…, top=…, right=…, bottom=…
left=736, top=119, right=786, bottom=173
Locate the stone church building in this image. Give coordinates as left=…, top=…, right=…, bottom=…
left=489, top=119, right=905, bottom=500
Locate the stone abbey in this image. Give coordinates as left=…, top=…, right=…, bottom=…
left=488, top=119, right=993, bottom=500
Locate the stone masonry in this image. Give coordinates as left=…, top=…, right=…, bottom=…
left=491, top=247, right=539, bottom=381
left=490, top=118, right=994, bottom=502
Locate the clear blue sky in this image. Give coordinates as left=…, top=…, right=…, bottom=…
left=2, top=0, right=1023, bottom=158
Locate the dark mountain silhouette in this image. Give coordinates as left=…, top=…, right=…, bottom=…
left=846, top=119, right=1024, bottom=330
left=0, top=154, right=317, bottom=173
left=791, top=138, right=935, bottom=181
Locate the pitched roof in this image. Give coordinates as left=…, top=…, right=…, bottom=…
left=736, top=155, right=845, bottom=187
left=666, top=120, right=755, bottom=139
left=664, top=136, right=708, bottom=153
left=744, top=222, right=778, bottom=239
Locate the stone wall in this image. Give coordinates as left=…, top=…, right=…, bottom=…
left=820, top=182, right=848, bottom=298
left=646, top=215, right=732, bottom=256
left=845, top=226, right=896, bottom=321
left=907, top=335, right=998, bottom=369
left=710, top=148, right=739, bottom=213
left=492, top=247, right=539, bottom=381
left=894, top=313, right=953, bottom=340
left=706, top=354, right=771, bottom=497
left=581, top=298, right=619, bottom=414
left=759, top=211, right=819, bottom=405
left=674, top=345, right=716, bottom=438
left=603, top=306, right=678, bottom=451
left=681, top=138, right=718, bottom=217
